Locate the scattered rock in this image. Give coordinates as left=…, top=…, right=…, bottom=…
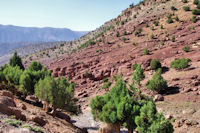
left=8, top=128, right=31, bottom=133
left=0, top=91, right=14, bottom=99
left=29, top=115, right=46, bottom=126
left=18, top=103, right=27, bottom=110
left=153, top=94, right=164, bottom=102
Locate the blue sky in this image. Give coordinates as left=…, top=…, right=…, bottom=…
left=0, top=0, right=139, bottom=31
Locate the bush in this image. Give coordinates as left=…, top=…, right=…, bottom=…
left=146, top=23, right=149, bottom=27
left=194, top=0, right=199, bottom=5
left=135, top=28, right=142, bottom=36
left=171, top=6, right=177, bottom=11
left=146, top=69, right=167, bottom=93
left=116, top=31, right=120, bottom=37
left=170, top=58, right=191, bottom=70
left=175, top=16, right=179, bottom=21
left=182, top=46, right=190, bottom=52
left=192, top=16, right=197, bottom=23
left=171, top=36, right=175, bottom=42
left=192, top=9, right=200, bottom=15
left=183, top=6, right=190, bottom=11
left=144, top=48, right=149, bottom=55
left=153, top=21, right=159, bottom=26
left=150, top=59, right=161, bottom=70
left=182, top=0, right=188, bottom=3
left=150, top=34, right=155, bottom=39
left=166, top=18, right=173, bottom=24
left=9, top=51, right=24, bottom=70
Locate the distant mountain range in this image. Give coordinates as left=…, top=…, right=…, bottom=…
left=0, top=24, right=88, bottom=56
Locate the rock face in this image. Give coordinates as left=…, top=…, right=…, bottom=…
left=0, top=91, right=14, bottom=99
left=29, top=115, right=46, bottom=126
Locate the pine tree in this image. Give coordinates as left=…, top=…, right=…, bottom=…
left=132, top=64, right=145, bottom=87
left=9, top=51, right=24, bottom=70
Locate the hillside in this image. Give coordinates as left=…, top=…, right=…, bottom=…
left=1, top=0, right=200, bottom=132
left=21, top=0, right=200, bottom=132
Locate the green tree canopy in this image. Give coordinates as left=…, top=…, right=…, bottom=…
left=132, top=64, right=145, bottom=87
left=9, top=51, right=24, bottom=70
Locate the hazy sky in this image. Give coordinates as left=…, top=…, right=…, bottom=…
left=0, top=0, right=139, bottom=31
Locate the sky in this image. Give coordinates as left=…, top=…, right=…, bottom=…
left=0, top=0, right=139, bottom=31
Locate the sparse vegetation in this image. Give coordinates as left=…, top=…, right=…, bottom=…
left=192, top=16, right=197, bottom=23
left=153, top=21, right=159, bottom=26
left=116, top=31, right=120, bottom=37
left=150, top=34, right=155, bottom=39
left=193, top=0, right=199, bottom=5
left=175, top=16, right=179, bottom=21
left=135, top=28, right=142, bottom=36
left=171, top=6, right=177, bottom=11
left=182, top=46, right=190, bottom=52
left=183, top=6, right=190, bottom=11
left=150, top=59, right=162, bottom=70
left=192, top=9, right=200, bottom=15
left=166, top=18, right=173, bottom=24
left=144, top=48, right=150, bottom=55
left=171, top=35, right=175, bottom=42
left=170, top=58, right=191, bottom=70
left=182, top=0, right=188, bottom=3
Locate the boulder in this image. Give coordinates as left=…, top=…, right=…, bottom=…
left=153, top=94, right=164, bottom=102
left=26, top=95, right=39, bottom=103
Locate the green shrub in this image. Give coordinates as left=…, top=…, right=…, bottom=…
left=103, top=78, right=108, bottom=82
left=192, top=9, right=200, bottom=15
left=135, top=28, right=142, bottom=36
left=144, top=48, right=150, bottom=55
left=153, top=21, right=159, bottom=26
left=194, top=0, right=199, bottom=5
left=192, top=16, right=197, bottom=23
left=150, top=59, right=162, bottom=70
left=151, top=34, right=155, bottom=39
left=116, top=31, right=120, bottom=37
left=146, top=23, right=149, bottom=27
left=175, top=16, right=179, bottom=21
left=166, top=18, right=173, bottom=24
left=182, top=0, right=188, bottom=3
left=183, top=6, right=190, bottom=11
left=146, top=69, right=167, bottom=93
left=171, top=6, right=177, bottom=11
left=161, top=25, right=164, bottom=29
left=170, top=58, right=191, bottom=70
left=171, top=36, right=175, bottom=42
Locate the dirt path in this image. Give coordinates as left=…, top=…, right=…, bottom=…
left=71, top=108, right=102, bottom=133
